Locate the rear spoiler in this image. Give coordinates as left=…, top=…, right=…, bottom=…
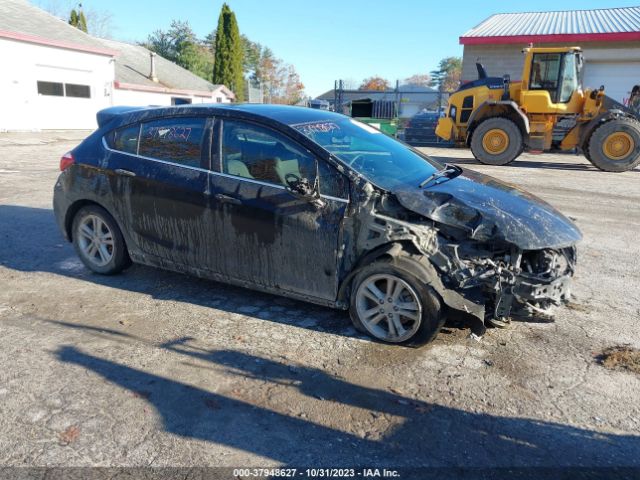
left=96, top=106, right=148, bottom=128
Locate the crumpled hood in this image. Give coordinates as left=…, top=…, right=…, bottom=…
left=393, top=168, right=582, bottom=250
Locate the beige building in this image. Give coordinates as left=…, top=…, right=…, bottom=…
left=460, top=7, right=640, bottom=104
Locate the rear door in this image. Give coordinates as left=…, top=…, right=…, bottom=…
left=207, top=118, right=349, bottom=301
left=104, top=116, right=213, bottom=268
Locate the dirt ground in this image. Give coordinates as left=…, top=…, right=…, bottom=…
left=1, top=131, right=639, bottom=471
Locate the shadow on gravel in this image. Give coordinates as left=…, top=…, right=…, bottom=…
left=54, top=342, right=640, bottom=470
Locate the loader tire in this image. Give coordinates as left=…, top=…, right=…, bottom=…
left=470, top=117, right=523, bottom=166
left=587, top=118, right=640, bottom=172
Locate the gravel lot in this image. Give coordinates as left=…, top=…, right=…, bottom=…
left=1, top=131, right=639, bottom=471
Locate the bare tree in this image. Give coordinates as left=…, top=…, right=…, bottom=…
left=404, top=74, right=432, bottom=88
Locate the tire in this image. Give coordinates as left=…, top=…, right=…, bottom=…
left=587, top=118, right=640, bottom=172
left=349, top=257, right=445, bottom=346
left=71, top=205, right=131, bottom=275
left=470, top=117, right=523, bottom=166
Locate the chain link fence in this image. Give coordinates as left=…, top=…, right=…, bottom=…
left=315, top=81, right=452, bottom=146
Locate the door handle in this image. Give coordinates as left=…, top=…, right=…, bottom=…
left=115, top=168, right=136, bottom=177
left=214, top=193, right=242, bottom=205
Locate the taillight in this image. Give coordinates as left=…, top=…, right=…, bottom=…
left=60, top=152, right=75, bottom=171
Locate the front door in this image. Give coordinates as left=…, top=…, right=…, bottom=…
left=105, top=116, right=213, bottom=267
left=207, top=118, right=349, bottom=301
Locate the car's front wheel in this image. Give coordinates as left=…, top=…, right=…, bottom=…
left=349, top=258, right=444, bottom=346
left=72, top=205, right=130, bottom=275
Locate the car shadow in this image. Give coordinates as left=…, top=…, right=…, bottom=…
left=53, top=340, right=640, bottom=472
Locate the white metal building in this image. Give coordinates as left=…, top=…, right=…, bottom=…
left=0, top=0, right=234, bottom=131
left=460, top=7, right=640, bottom=104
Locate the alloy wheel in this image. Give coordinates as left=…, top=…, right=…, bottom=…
left=355, top=274, right=422, bottom=343
left=77, top=214, right=114, bottom=267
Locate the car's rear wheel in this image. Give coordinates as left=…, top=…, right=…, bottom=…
left=349, top=259, right=444, bottom=346
left=72, top=205, right=130, bottom=275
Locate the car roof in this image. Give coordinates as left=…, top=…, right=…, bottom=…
left=101, top=104, right=349, bottom=130
left=212, top=104, right=347, bottom=125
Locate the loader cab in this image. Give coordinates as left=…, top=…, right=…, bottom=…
left=521, top=47, right=584, bottom=112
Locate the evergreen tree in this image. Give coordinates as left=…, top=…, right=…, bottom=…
left=68, top=9, right=78, bottom=28
left=78, top=10, right=88, bottom=33
left=212, top=4, right=244, bottom=102
left=68, top=6, right=88, bottom=33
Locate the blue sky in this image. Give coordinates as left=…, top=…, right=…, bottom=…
left=35, top=0, right=640, bottom=97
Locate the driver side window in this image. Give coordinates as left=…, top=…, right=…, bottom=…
left=221, top=119, right=316, bottom=187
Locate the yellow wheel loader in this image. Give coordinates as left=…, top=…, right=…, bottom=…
left=435, top=47, right=640, bottom=172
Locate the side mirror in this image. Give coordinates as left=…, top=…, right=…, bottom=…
left=284, top=173, right=326, bottom=209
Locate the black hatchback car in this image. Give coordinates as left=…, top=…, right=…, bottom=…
left=53, top=104, right=581, bottom=345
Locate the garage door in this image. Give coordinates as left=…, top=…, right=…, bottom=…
left=584, top=62, right=639, bottom=104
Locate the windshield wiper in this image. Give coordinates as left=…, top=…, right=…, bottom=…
left=419, top=164, right=462, bottom=188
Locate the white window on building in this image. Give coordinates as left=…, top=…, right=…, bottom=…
left=216, top=97, right=222, bottom=103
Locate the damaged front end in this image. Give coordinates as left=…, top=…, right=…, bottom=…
left=347, top=166, right=581, bottom=338
left=433, top=237, right=577, bottom=332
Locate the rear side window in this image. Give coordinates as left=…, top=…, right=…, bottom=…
left=139, top=117, right=206, bottom=168
left=107, top=124, right=140, bottom=154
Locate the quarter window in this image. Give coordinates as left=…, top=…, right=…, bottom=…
left=139, top=117, right=206, bottom=168
left=221, top=120, right=317, bottom=187
left=107, top=124, right=140, bottom=154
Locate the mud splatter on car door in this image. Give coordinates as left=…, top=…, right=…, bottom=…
left=208, top=173, right=347, bottom=301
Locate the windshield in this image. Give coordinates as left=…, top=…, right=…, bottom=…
left=292, top=118, right=442, bottom=190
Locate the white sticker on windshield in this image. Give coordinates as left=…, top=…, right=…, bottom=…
left=295, top=122, right=340, bottom=136
left=349, top=119, right=382, bottom=134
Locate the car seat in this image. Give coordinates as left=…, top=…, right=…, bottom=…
left=227, top=159, right=253, bottom=178
left=272, top=142, right=304, bottom=185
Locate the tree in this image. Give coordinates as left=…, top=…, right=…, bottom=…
left=282, top=65, right=305, bottom=105
left=78, top=10, right=87, bottom=33
left=68, top=6, right=87, bottom=33
left=404, top=74, right=432, bottom=88
left=359, top=76, right=390, bottom=91
left=143, top=21, right=214, bottom=82
left=83, top=6, right=113, bottom=38
left=36, top=1, right=113, bottom=37
left=212, top=3, right=244, bottom=102
left=256, top=48, right=305, bottom=104
left=259, top=47, right=284, bottom=103
left=242, top=35, right=263, bottom=81
left=139, top=12, right=305, bottom=103
left=430, top=57, right=462, bottom=93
